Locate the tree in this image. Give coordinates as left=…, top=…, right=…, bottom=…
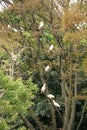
left=0, top=0, right=87, bottom=130
left=0, top=69, right=38, bottom=130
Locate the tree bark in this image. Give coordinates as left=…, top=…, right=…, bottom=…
left=28, top=108, right=47, bottom=130
left=19, top=111, right=35, bottom=130
left=68, top=100, right=76, bottom=130
left=63, top=96, right=70, bottom=130
left=76, top=100, right=87, bottom=130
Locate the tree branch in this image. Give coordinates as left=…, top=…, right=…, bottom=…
left=28, top=107, right=48, bottom=130
left=76, top=100, right=87, bottom=130
left=18, top=111, right=35, bottom=130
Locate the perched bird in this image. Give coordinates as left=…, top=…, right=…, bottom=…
left=52, top=100, right=60, bottom=108
left=8, top=24, right=11, bottom=29
left=41, top=83, right=46, bottom=93
left=38, top=21, right=44, bottom=30
left=48, top=44, right=54, bottom=51
left=20, top=27, right=24, bottom=32
left=45, top=65, right=50, bottom=72
left=13, top=28, right=18, bottom=32
left=47, top=94, right=55, bottom=99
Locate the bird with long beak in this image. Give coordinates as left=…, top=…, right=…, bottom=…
left=41, top=83, right=46, bottom=93
left=48, top=44, right=54, bottom=51
left=38, top=21, right=44, bottom=30
left=52, top=100, right=60, bottom=108
left=47, top=94, right=55, bottom=99
left=45, top=65, right=50, bottom=72
left=8, top=24, right=11, bottom=29
left=13, top=28, right=18, bottom=32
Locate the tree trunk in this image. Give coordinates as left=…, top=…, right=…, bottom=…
left=63, top=97, right=71, bottom=130
left=68, top=100, right=76, bottom=130
left=19, top=111, right=35, bottom=130
left=28, top=108, right=47, bottom=130
left=76, top=100, right=87, bottom=130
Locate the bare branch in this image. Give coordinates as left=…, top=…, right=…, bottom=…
left=76, top=100, right=87, bottom=130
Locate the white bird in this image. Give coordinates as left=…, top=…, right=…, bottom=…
left=47, top=94, right=55, bottom=99
left=52, top=100, right=60, bottom=108
left=41, top=83, right=46, bottom=93
left=13, top=28, right=18, bottom=32
left=45, top=65, right=50, bottom=72
left=8, top=24, right=11, bottom=29
left=39, top=21, right=44, bottom=30
left=49, top=44, right=54, bottom=51
left=20, top=27, right=24, bottom=32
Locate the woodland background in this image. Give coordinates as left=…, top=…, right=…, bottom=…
left=0, top=0, right=87, bottom=130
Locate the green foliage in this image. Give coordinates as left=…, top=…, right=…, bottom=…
left=0, top=0, right=87, bottom=129
left=42, top=32, right=56, bottom=44
left=0, top=119, right=10, bottom=130
left=23, top=31, right=32, bottom=39
left=0, top=69, right=38, bottom=129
